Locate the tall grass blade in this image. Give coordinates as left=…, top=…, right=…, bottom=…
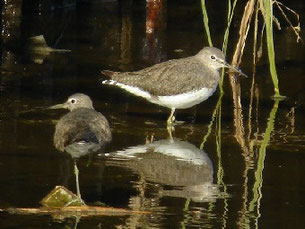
left=200, top=0, right=213, bottom=47
left=219, top=0, right=238, bottom=93
left=260, top=0, right=283, bottom=98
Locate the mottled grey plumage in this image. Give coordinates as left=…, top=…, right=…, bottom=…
left=102, top=47, right=245, bottom=125
left=50, top=93, right=111, bottom=201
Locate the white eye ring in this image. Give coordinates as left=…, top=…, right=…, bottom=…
left=210, top=55, right=216, bottom=60
left=70, top=99, right=76, bottom=104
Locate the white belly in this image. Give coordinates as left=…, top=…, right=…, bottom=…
left=103, top=80, right=217, bottom=110
left=155, top=87, right=217, bottom=109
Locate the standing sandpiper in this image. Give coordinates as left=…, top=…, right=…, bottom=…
left=101, top=47, right=245, bottom=125
left=50, top=93, right=112, bottom=201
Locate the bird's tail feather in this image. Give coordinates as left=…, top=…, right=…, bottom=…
left=101, top=70, right=115, bottom=77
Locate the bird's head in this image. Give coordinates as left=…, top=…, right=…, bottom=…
left=49, top=93, right=94, bottom=111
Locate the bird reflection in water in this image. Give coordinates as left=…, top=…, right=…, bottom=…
left=105, top=138, right=219, bottom=202
left=50, top=93, right=112, bottom=202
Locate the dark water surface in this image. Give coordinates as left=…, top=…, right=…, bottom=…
left=1, top=0, right=305, bottom=228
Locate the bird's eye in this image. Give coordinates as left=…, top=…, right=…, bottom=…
left=210, top=55, right=216, bottom=60
left=70, top=99, right=76, bottom=104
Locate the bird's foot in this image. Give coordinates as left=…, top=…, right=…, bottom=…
left=173, top=120, right=185, bottom=125
left=167, top=112, right=185, bottom=126
left=64, top=196, right=86, bottom=207
left=167, top=119, right=185, bottom=126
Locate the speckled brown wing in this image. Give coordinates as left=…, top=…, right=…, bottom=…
left=88, top=111, right=112, bottom=144
left=53, top=108, right=111, bottom=152
left=102, top=57, right=219, bottom=96
left=54, top=116, right=79, bottom=152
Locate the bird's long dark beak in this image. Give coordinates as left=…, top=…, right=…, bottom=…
left=219, top=58, right=247, bottom=77
left=224, top=62, right=247, bottom=78
left=48, top=103, right=68, bottom=110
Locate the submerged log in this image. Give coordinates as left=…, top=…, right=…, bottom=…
left=5, top=205, right=149, bottom=218
left=2, top=186, right=149, bottom=218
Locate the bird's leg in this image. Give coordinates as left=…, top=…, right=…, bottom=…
left=73, top=160, right=82, bottom=201
left=63, top=160, right=85, bottom=206
left=167, top=108, right=176, bottom=126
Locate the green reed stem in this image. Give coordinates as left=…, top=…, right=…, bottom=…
left=219, top=0, right=238, bottom=92
left=222, top=0, right=238, bottom=54
left=201, top=0, right=213, bottom=47
left=260, top=0, right=283, bottom=98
